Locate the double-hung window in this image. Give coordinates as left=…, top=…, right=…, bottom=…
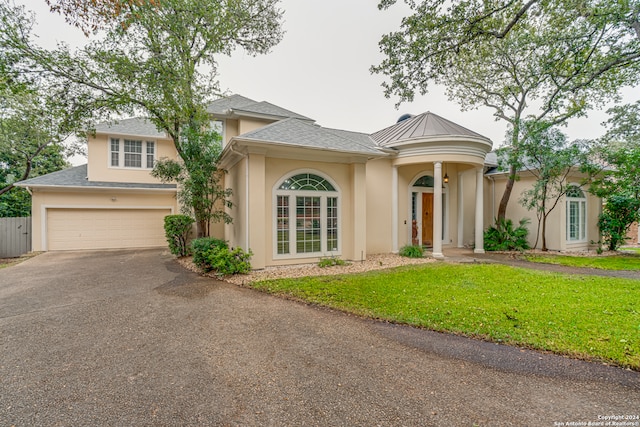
left=109, top=138, right=155, bottom=169
left=275, top=172, right=340, bottom=257
left=566, top=185, right=587, bottom=242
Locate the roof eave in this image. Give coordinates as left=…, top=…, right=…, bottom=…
left=15, top=183, right=177, bottom=193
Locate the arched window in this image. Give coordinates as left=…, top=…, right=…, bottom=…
left=275, top=172, right=339, bottom=257
left=566, top=185, right=586, bottom=242
left=413, top=175, right=434, bottom=188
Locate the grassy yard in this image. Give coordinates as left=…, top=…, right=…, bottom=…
left=251, top=263, right=640, bottom=370
left=524, top=251, right=640, bottom=270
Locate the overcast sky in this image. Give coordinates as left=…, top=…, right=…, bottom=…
left=23, top=0, right=640, bottom=151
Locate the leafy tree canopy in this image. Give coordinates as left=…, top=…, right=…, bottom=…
left=514, top=122, right=595, bottom=250
left=3, top=0, right=284, bottom=236
left=373, top=0, right=640, bottom=220
left=591, top=101, right=640, bottom=199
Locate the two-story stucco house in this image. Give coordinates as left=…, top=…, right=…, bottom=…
left=17, top=94, right=601, bottom=268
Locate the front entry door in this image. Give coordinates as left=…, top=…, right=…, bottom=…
left=422, top=193, right=433, bottom=247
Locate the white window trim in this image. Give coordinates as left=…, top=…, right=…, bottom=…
left=272, top=170, right=342, bottom=260
left=566, top=186, right=587, bottom=243
left=108, top=137, right=156, bottom=170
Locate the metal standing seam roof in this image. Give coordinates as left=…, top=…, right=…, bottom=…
left=236, top=118, right=384, bottom=156
left=371, top=112, right=490, bottom=146
left=15, top=164, right=177, bottom=190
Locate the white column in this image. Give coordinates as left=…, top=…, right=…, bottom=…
left=392, top=165, right=398, bottom=253
left=474, top=166, right=485, bottom=254
left=433, top=161, right=444, bottom=258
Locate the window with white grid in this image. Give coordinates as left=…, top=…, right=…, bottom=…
left=274, top=172, right=339, bottom=258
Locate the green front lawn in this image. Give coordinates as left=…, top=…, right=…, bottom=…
left=251, top=263, right=640, bottom=370
left=524, top=252, right=640, bottom=270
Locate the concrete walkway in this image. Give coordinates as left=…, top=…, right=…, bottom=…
left=1, top=249, right=638, bottom=426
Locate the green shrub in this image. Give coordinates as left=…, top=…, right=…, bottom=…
left=191, top=237, right=228, bottom=269
left=164, top=215, right=195, bottom=257
left=318, top=256, right=349, bottom=268
left=191, top=236, right=252, bottom=276
left=204, top=247, right=253, bottom=277
left=399, top=245, right=424, bottom=258
left=598, top=195, right=640, bottom=251
left=484, top=218, right=530, bottom=252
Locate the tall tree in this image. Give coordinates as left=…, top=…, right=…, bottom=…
left=589, top=101, right=640, bottom=250
left=0, top=2, right=99, bottom=212
left=45, top=0, right=160, bottom=35
left=151, top=125, right=232, bottom=238
left=373, top=0, right=640, bottom=220
left=591, top=101, right=640, bottom=199
left=515, top=123, right=594, bottom=251
left=4, top=0, right=284, bottom=236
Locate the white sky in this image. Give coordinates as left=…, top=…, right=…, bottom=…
left=22, top=0, right=640, bottom=154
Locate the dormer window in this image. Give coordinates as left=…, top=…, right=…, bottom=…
left=109, top=138, right=155, bottom=169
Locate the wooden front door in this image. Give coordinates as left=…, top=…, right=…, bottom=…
left=422, top=193, right=433, bottom=247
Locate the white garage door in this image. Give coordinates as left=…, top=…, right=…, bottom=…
left=47, top=208, right=171, bottom=250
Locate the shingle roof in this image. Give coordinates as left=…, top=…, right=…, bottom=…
left=94, top=117, right=167, bottom=138
left=207, top=95, right=313, bottom=121
left=371, top=112, right=489, bottom=146
left=207, top=94, right=258, bottom=115
left=237, top=118, right=384, bottom=156
left=15, top=164, right=177, bottom=190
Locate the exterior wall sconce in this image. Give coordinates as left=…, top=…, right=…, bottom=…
left=443, top=163, right=449, bottom=183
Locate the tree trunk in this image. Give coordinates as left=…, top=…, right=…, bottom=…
left=497, top=164, right=517, bottom=221
left=541, top=213, right=548, bottom=251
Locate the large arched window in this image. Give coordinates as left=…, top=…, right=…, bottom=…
left=566, top=185, right=586, bottom=242
left=275, top=172, right=339, bottom=257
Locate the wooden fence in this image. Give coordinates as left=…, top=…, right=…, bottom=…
left=0, top=217, right=31, bottom=258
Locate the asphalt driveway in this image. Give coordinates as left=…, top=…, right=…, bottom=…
left=1, top=249, right=638, bottom=426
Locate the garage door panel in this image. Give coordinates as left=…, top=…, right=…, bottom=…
left=47, top=209, right=170, bottom=250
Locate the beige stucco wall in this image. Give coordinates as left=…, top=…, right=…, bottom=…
left=87, top=134, right=177, bottom=183
left=365, top=158, right=393, bottom=254
left=232, top=156, right=366, bottom=268
left=225, top=156, right=248, bottom=251
left=29, top=188, right=177, bottom=251
left=488, top=173, right=601, bottom=251
left=239, top=118, right=275, bottom=136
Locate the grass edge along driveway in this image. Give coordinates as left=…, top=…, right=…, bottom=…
left=250, top=263, right=640, bottom=370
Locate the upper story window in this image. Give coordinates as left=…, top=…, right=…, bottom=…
left=210, top=119, right=225, bottom=145
left=110, top=138, right=155, bottom=169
